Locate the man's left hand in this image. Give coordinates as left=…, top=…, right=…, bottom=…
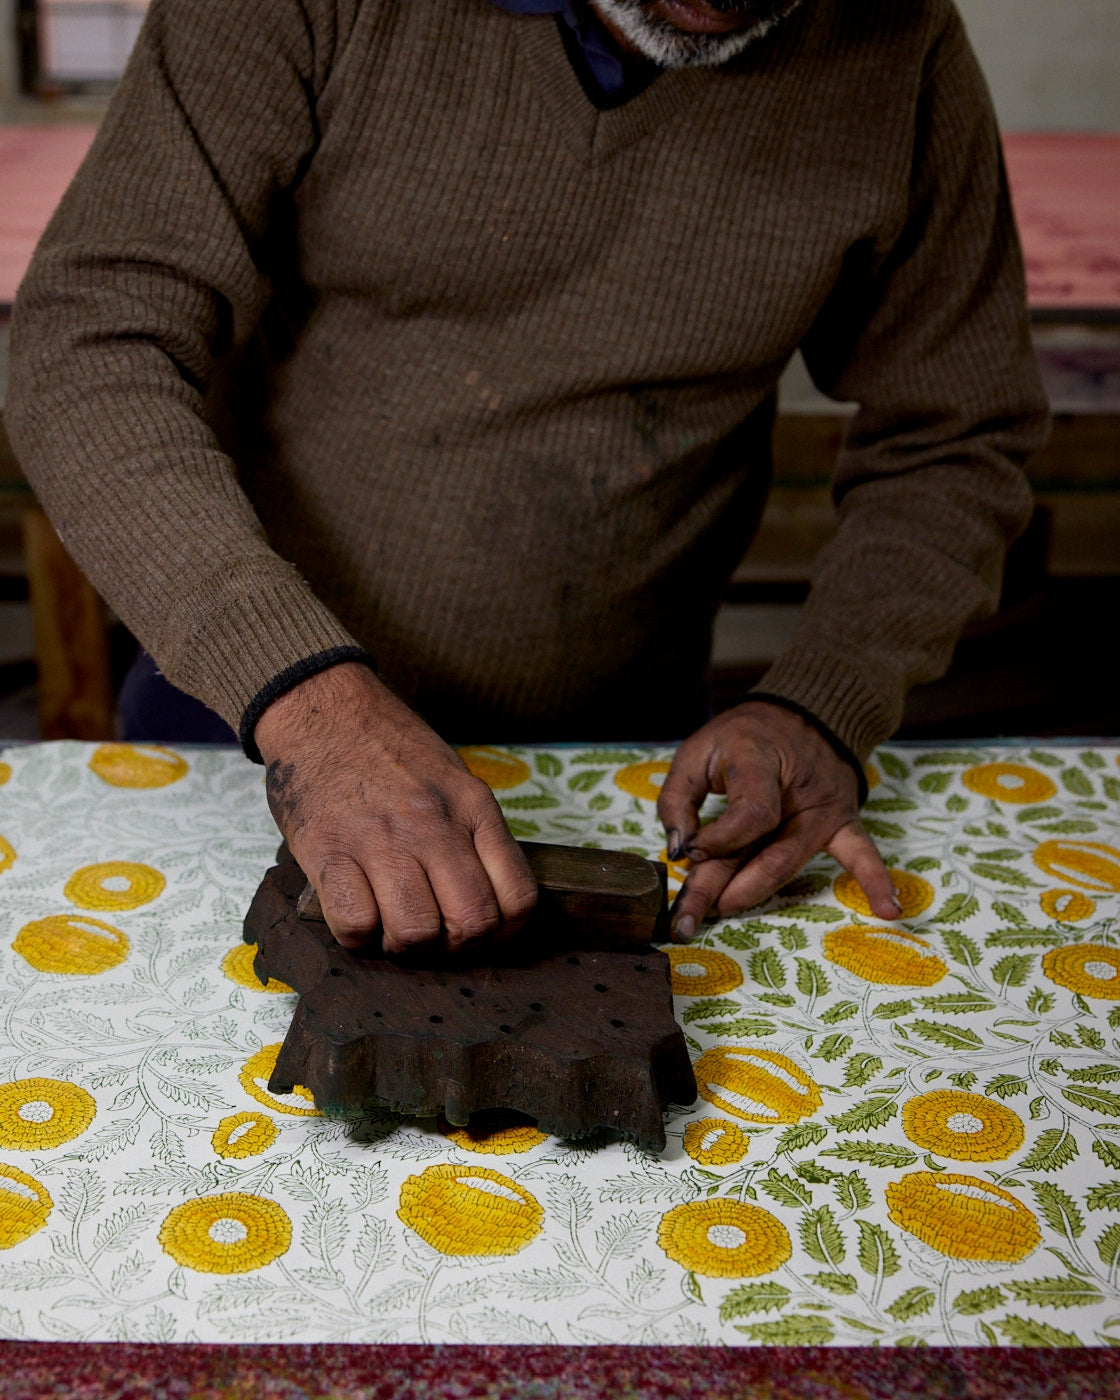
left=658, top=701, right=902, bottom=941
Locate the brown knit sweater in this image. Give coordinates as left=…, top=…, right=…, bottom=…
left=7, top=0, right=1049, bottom=758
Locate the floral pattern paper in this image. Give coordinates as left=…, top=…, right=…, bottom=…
left=0, top=739, right=1118, bottom=1347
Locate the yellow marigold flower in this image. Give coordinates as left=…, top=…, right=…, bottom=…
left=13, top=914, right=129, bottom=975
left=901, top=1091, right=1024, bottom=1162
left=0, top=1079, right=96, bottom=1151
left=658, top=1198, right=790, bottom=1278
left=614, top=760, right=670, bottom=802
left=238, top=1044, right=320, bottom=1116
left=667, top=946, right=743, bottom=997
left=683, top=1118, right=749, bottom=1166
left=961, top=762, right=1057, bottom=804
left=1033, top=840, right=1120, bottom=895
left=0, top=835, right=14, bottom=874
left=87, top=743, right=188, bottom=788
left=1040, top=889, right=1095, bottom=923
left=823, top=924, right=947, bottom=987
left=455, top=747, right=530, bottom=790
left=159, top=1192, right=291, bottom=1273
left=886, top=1172, right=1040, bottom=1263
left=694, top=1047, right=822, bottom=1125
left=439, top=1119, right=547, bottom=1155
left=864, top=763, right=881, bottom=791
left=0, top=762, right=10, bottom=786
left=64, top=860, right=165, bottom=912
left=212, top=1112, right=278, bottom=1160
left=0, top=1164, right=53, bottom=1249
left=221, top=943, right=293, bottom=994
left=398, top=1164, right=543, bottom=1256
left=834, top=868, right=933, bottom=919
left=1042, top=943, right=1120, bottom=999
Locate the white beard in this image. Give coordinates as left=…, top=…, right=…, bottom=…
left=592, top=0, right=803, bottom=68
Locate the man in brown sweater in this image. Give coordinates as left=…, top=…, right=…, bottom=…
left=7, top=0, right=1049, bottom=954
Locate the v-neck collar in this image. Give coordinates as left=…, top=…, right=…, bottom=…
left=511, top=13, right=713, bottom=164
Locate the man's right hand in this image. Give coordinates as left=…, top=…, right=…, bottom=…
left=253, top=662, right=538, bottom=956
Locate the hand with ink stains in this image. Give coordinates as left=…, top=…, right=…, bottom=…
left=658, top=700, right=900, bottom=942
left=254, top=662, right=538, bottom=955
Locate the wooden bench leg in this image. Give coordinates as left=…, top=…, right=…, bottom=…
left=21, top=506, right=114, bottom=741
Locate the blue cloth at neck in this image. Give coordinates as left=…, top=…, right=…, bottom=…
left=488, top=0, right=634, bottom=97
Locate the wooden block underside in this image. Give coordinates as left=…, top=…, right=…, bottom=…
left=244, top=848, right=696, bottom=1152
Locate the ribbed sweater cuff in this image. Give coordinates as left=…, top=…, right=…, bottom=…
left=749, top=648, right=898, bottom=766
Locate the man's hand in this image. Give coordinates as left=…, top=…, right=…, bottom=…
left=254, top=663, right=538, bottom=955
left=658, top=701, right=901, bottom=941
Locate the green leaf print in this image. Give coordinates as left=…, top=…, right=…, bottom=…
left=697, top=1018, right=778, bottom=1038
left=954, top=1286, right=1005, bottom=1315
left=1095, top=1140, right=1120, bottom=1171
left=571, top=750, right=644, bottom=764
left=987, top=930, right=1063, bottom=948
left=760, top=1171, right=813, bottom=1209
left=1027, top=751, right=1064, bottom=768
left=1027, top=988, right=1057, bottom=1013
left=505, top=818, right=541, bottom=838
left=832, top=1173, right=872, bottom=1213
left=735, top=1315, right=835, bottom=1345
left=1060, top=767, right=1094, bottom=797
left=993, top=954, right=1035, bottom=990
left=820, top=1001, right=859, bottom=1024
left=799, top=1206, right=846, bottom=1267
left=779, top=926, right=809, bottom=952
left=1097, top=1222, right=1120, bottom=1267
left=863, top=819, right=907, bottom=841
left=1019, top=1128, right=1079, bottom=1172
left=909, top=1020, right=984, bottom=1051
left=772, top=905, right=846, bottom=923
left=775, top=1122, right=829, bottom=1154
left=842, top=1055, right=883, bottom=1088
left=996, top=1315, right=1080, bottom=1346
left=1032, top=1183, right=1085, bottom=1239
left=718, top=1282, right=791, bottom=1320
left=811, top=1272, right=858, bottom=1294
left=567, top=769, right=607, bottom=792
left=856, top=1221, right=901, bottom=1278
left=992, top=900, right=1029, bottom=926
left=1077, top=1025, right=1107, bottom=1050
left=864, top=798, right=919, bottom=813
left=985, top=1074, right=1029, bottom=1099
left=906, top=856, right=941, bottom=872
left=971, top=863, right=1039, bottom=888
left=501, top=793, right=561, bottom=809
left=930, top=893, right=979, bottom=924
left=827, top=1099, right=897, bottom=1133
left=1015, top=805, right=1063, bottom=824
left=878, top=753, right=911, bottom=780
left=718, top=924, right=765, bottom=950
left=1103, top=776, right=1120, bottom=803
left=920, top=992, right=996, bottom=1014
left=535, top=753, right=563, bottom=777
left=813, top=1034, right=853, bottom=1063
left=873, top=1000, right=915, bottom=1019
left=886, top=1286, right=935, bottom=1321
left=1064, top=1086, right=1120, bottom=1117
left=681, top=998, right=741, bottom=1023
left=917, top=772, right=953, bottom=794
left=1069, top=1065, right=1120, bottom=1083
left=750, top=948, right=786, bottom=990
left=821, top=1141, right=918, bottom=1168
left=941, top=931, right=980, bottom=967
left=1086, top=1182, right=1120, bottom=1211
left=1037, top=820, right=1099, bottom=835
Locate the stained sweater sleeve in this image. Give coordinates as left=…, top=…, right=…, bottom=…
left=5, top=0, right=365, bottom=735
left=756, top=5, right=1050, bottom=761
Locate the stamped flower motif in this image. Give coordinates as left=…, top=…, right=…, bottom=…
left=0, top=1165, right=53, bottom=1249
left=833, top=868, right=933, bottom=919
left=87, top=743, right=188, bottom=788
left=658, top=1198, right=791, bottom=1278
left=159, top=1193, right=291, bottom=1273
left=397, top=1164, right=543, bottom=1256
left=682, top=1118, right=749, bottom=1166
left=693, top=1047, right=822, bottom=1125
left=221, top=943, right=293, bottom=994
left=211, top=1112, right=278, bottom=1160
left=901, top=1091, right=1024, bottom=1162
left=886, top=1172, right=1040, bottom=1263
left=455, top=747, right=530, bottom=789
left=1033, top=840, right=1120, bottom=894
left=0, top=762, right=10, bottom=786
left=438, top=1119, right=547, bottom=1155
left=0, top=1078, right=96, bottom=1151
left=1040, top=889, right=1095, bottom=923
left=64, top=860, right=165, bottom=912
left=1042, top=943, right=1120, bottom=999
left=666, top=946, right=742, bottom=997
left=238, top=1044, right=320, bottom=1116
left=0, top=835, right=15, bottom=875
left=961, top=762, right=1057, bottom=804
left=13, top=914, right=129, bottom=974
left=614, top=761, right=670, bottom=802
left=863, top=763, right=881, bottom=791
left=823, top=924, right=947, bottom=987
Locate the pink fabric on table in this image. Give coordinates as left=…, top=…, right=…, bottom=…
left=1, top=127, right=1118, bottom=310
left=0, top=124, right=96, bottom=304
left=1003, top=133, right=1120, bottom=310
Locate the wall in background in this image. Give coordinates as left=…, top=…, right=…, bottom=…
left=956, top=0, right=1120, bottom=130
left=1, top=0, right=1120, bottom=126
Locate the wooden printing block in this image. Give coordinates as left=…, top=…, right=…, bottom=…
left=243, top=844, right=696, bottom=1151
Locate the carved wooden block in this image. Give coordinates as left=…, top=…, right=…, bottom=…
left=243, top=845, right=696, bottom=1151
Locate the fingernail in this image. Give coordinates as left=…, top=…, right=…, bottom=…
left=891, top=896, right=903, bottom=915
left=673, top=913, right=697, bottom=943
left=667, top=829, right=683, bottom=862
left=685, top=846, right=705, bottom=864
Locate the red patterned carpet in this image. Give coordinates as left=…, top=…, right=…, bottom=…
left=0, top=1344, right=1116, bottom=1399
